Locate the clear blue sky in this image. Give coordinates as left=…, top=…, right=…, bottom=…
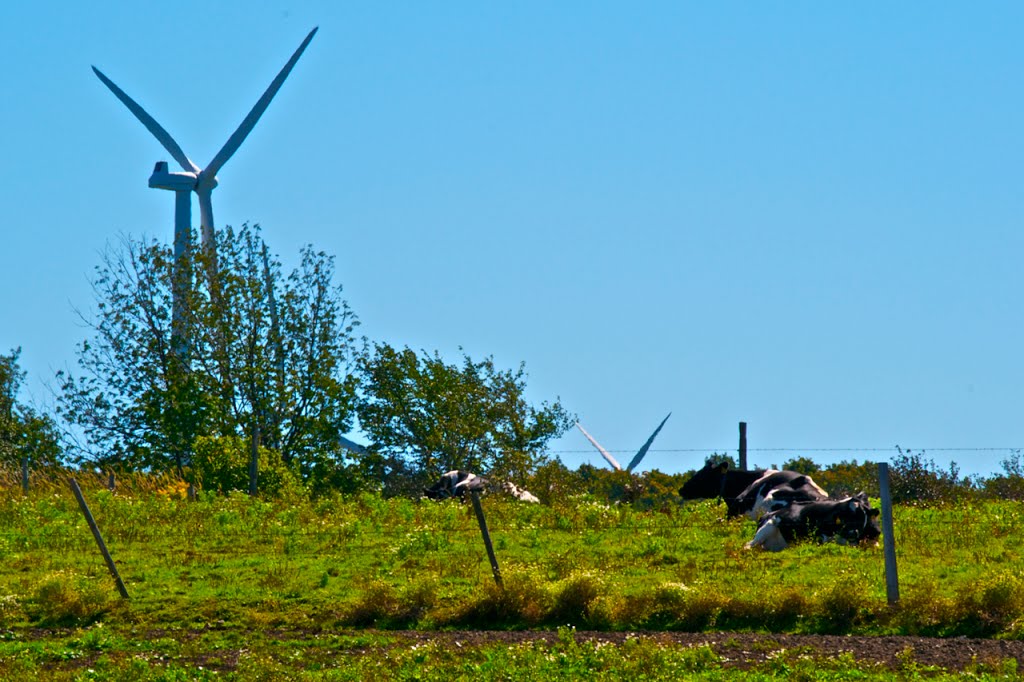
left=2, top=2, right=1022, bottom=478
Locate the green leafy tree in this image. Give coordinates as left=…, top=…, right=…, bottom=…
left=781, top=456, right=820, bottom=476
left=58, top=225, right=361, bottom=481
left=0, top=348, right=61, bottom=468
left=356, top=343, right=574, bottom=481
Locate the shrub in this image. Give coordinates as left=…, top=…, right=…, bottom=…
left=190, top=435, right=298, bottom=497
left=452, top=572, right=548, bottom=627
left=548, top=571, right=606, bottom=627
left=27, top=573, right=110, bottom=626
left=888, top=449, right=968, bottom=504
left=813, top=459, right=879, bottom=498
left=979, top=451, right=1024, bottom=501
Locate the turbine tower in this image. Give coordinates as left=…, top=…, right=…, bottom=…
left=92, top=27, right=318, bottom=355
left=576, top=413, right=672, bottom=473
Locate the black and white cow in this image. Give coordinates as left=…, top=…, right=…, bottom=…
left=745, top=492, right=881, bottom=551
left=726, top=470, right=828, bottom=519
left=678, top=461, right=770, bottom=502
left=423, top=470, right=488, bottom=500
left=499, top=481, right=541, bottom=504
left=423, top=471, right=540, bottom=503
left=678, top=461, right=827, bottom=518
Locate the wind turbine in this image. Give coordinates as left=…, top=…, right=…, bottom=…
left=93, top=27, right=317, bottom=257
left=92, top=27, right=319, bottom=355
left=576, top=413, right=672, bottom=473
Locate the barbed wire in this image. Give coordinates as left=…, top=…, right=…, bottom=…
left=551, top=446, right=1024, bottom=454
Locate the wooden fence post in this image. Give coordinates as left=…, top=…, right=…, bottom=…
left=69, top=478, right=130, bottom=600
left=738, top=421, right=748, bottom=471
left=877, top=462, right=900, bottom=605
left=107, top=471, right=116, bottom=492
left=21, top=457, right=28, bottom=494
left=248, top=422, right=260, bottom=496
left=469, top=490, right=503, bottom=588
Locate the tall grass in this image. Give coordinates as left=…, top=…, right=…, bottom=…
left=0, top=476, right=1021, bottom=638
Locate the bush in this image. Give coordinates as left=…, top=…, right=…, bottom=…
left=27, top=574, right=110, bottom=626
left=979, top=452, right=1024, bottom=501
left=548, top=571, right=606, bottom=627
left=888, top=449, right=968, bottom=504
left=190, top=435, right=298, bottom=497
left=813, top=459, right=880, bottom=498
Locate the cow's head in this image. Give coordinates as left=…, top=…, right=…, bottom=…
left=679, top=460, right=730, bottom=500
left=831, top=493, right=881, bottom=545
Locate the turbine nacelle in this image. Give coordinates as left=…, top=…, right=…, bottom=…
left=94, top=25, right=317, bottom=239
left=149, top=161, right=197, bottom=192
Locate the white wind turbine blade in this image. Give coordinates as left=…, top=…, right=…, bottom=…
left=199, top=26, right=318, bottom=187
left=625, top=412, right=671, bottom=473
left=91, top=66, right=200, bottom=174
left=575, top=423, right=623, bottom=471
left=196, top=186, right=216, bottom=251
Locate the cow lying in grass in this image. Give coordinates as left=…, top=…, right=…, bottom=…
left=745, top=492, right=881, bottom=552
left=423, top=470, right=540, bottom=503
left=679, top=461, right=827, bottom=518
left=726, top=470, right=828, bottom=519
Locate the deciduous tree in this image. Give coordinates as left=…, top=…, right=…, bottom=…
left=0, top=348, right=61, bottom=468
left=356, top=343, right=573, bottom=481
left=58, top=225, right=361, bottom=479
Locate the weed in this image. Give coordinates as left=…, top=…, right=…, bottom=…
left=26, top=574, right=110, bottom=626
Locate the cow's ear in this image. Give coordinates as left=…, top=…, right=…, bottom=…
left=868, top=508, right=880, bottom=517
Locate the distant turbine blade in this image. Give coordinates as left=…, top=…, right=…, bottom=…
left=625, top=412, right=672, bottom=473
left=576, top=423, right=622, bottom=471
left=91, top=66, right=200, bottom=174
left=201, top=27, right=318, bottom=183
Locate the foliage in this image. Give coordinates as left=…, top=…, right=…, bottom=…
left=888, top=448, right=968, bottom=504
left=0, top=478, right=1023, bottom=679
left=0, top=348, right=61, bottom=468
left=56, top=226, right=361, bottom=478
left=25, top=573, right=110, bottom=626
left=2, top=475, right=1023, bottom=642
left=781, top=456, right=820, bottom=476
left=356, top=342, right=574, bottom=479
left=979, top=451, right=1024, bottom=500
left=189, top=435, right=298, bottom=497
left=813, top=459, right=880, bottom=498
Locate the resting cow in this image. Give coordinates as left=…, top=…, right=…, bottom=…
left=726, top=470, right=828, bottom=519
left=679, top=461, right=827, bottom=518
left=423, top=470, right=488, bottom=500
left=423, top=471, right=540, bottom=503
left=745, top=492, right=881, bottom=552
left=679, top=460, right=767, bottom=502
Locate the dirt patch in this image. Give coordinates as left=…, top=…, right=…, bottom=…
left=382, top=630, right=1024, bottom=671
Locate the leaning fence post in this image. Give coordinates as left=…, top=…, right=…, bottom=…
left=469, top=490, right=503, bottom=588
left=738, top=421, right=748, bottom=471
left=69, top=478, right=130, bottom=599
left=877, top=462, right=900, bottom=605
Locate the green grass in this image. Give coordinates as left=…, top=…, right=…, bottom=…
left=0, top=475, right=1022, bottom=678
left=0, top=627, right=1019, bottom=680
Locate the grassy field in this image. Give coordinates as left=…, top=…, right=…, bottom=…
left=0, top=473, right=1022, bottom=678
